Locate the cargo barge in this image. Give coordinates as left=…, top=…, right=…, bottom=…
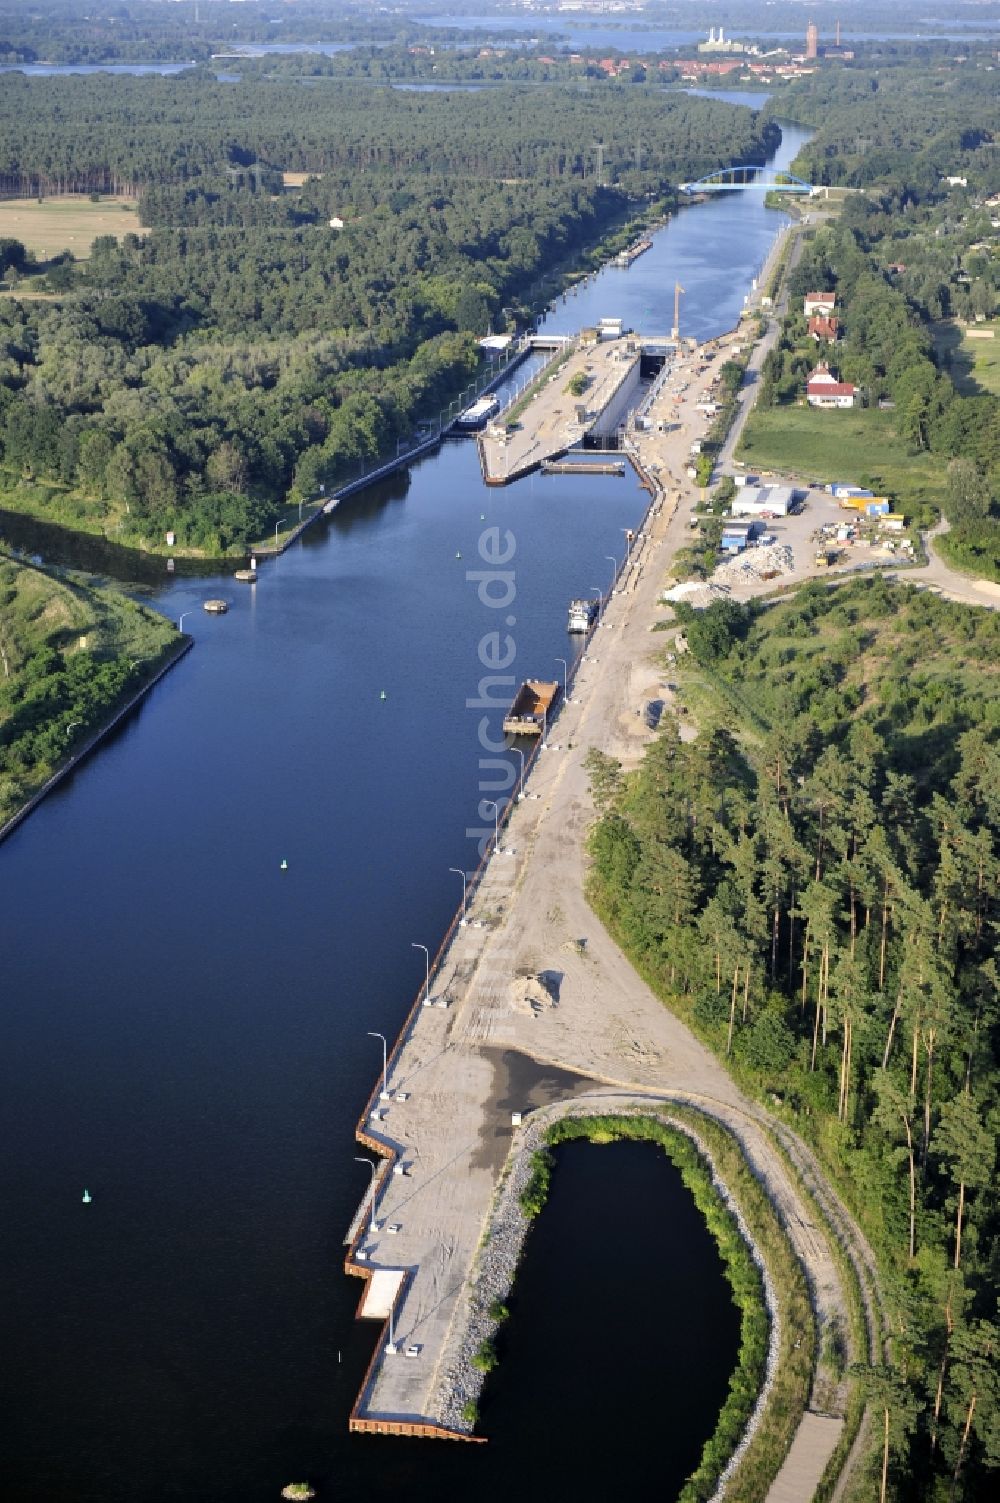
left=502, top=679, right=559, bottom=737
left=614, top=237, right=653, bottom=268
left=454, top=394, right=500, bottom=431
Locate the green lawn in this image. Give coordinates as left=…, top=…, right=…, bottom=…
left=930, top=320, right=1000, bottom=397
left=737, top=403, right=946, bottom=519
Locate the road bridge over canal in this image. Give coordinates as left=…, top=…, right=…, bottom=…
left=679, top=165, right=814, bottom=194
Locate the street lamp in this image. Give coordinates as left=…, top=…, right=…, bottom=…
left=66, top=720, right=82, bottom=737
left=513, top=746, right=526, bottom=801
left=411, top=942, right=430, bottom=1005
left=449, top=867, right=468, bottom=925
left=555, top=657, right=568, bottom=700
left=274, top=519, right=281, bottom=545
left=354, top=1156, right=378, bottom=1235
left=178, top=612, right=190, bottom=633
left=605, top=554, right=618, bottom=596
left=368, top=1030, right=389, bottom=1100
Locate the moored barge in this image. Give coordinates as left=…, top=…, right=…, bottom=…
left=502, top=679, right=559, bottom=737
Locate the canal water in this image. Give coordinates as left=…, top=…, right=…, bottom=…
left=540, top=113, right=813, bottom=343
left=0, top=112, right=806, bottom=1503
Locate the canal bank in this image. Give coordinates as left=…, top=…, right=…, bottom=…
left=335, top=413, right=869, bottom=1498
left=0, top=113, right=849, bottom=1503
left=0, top=634, right=192, bottom=847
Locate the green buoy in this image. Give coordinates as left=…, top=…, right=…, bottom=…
left=82, top=1189, right=92, bottom=1204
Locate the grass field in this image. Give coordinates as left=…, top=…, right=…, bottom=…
left=0, top=195, right=146, bottom=260
left=737, top=403, right=946, bottom=519
left=930, top=320, right=1000, bottom=397
left=0, top=550, right=177, bottom=826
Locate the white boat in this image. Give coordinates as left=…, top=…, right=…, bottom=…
left=567, top=598, right=597, bottom=633
left=455, top=394, right=500, bottom=430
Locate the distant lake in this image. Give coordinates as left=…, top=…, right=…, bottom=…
left=0, top=62, right=195, bottom=76
left=676, top=86, right=773, bottom=111
left=417, top=14, right=1000, bottom=47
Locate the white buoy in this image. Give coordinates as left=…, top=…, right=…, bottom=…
left=280, top=859, right=288, bottom=871
left=82, top=1189, right=92, bottom=1204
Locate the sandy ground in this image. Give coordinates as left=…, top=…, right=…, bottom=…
left=347, top=328, right=889, bottom=1499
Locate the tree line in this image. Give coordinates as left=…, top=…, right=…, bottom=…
left=772, top=64, right=1000, bottom=196
left=0, top=75, right=777, bottom=551
left=0, top=73, right=778, bottom=198
left=586, top=575, right=999, bottom=1499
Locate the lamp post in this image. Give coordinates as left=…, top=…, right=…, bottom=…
left=368, top=1030, right=388, bottom=1100
left=591, top=585, right=603, bottom=621
left=274, top=519, right=281, bottom=545
left=449, top=867, right=468, bottom=925
left=484, top=798, right=501, bottom=852
left=354, top=1155, right=378, bottom=1235
left=605, top=554, right=618, bottom=597
left=178, top=612, right=190, bottom=633
left=513, top=746, right=526, bottom=801
left=67, top=720, right=82, bottom=737
left=411, top=942, right=430, bottom=1005
left=555, top=657, right=568, bottom=700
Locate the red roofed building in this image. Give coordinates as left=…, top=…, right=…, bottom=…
left=666, top=58, right=744, bottom=76
left=803, top=291, right=837, bottom=316
left=808, top=315, right=840, bottom=342
left=806, top=362, right=857, bottom=409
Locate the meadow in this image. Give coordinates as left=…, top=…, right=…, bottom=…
left=736, top=403, right=946, bottom=520
left=0, top=194, right=146, bottom=260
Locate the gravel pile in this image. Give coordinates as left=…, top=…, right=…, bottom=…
left=662, top=579, right=731, bottom=607
left=712, top=542, right=795, bottom=586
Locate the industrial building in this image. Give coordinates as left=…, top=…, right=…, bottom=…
left=720, top=519, right=762, bottom=554
left=731, top=485, right=795, bottom=518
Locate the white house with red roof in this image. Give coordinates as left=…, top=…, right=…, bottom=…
left=803, top=291, right=837, bottom=316
left=806, top=361, right=857, bottom=409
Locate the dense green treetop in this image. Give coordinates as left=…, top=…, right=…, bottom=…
left=588, top=575, right=1000, bottom=1499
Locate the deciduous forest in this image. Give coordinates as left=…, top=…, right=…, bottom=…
left=0, top=76, right=775, bottom=552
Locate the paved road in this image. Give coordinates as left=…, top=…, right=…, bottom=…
left=893, top=518, right=1000, bottom=611
left=717, top=220, right=807, bottom=474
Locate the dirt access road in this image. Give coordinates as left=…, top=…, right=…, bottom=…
left=351, top=391, right=881, bottom=1499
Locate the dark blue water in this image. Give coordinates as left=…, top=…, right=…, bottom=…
left=539, top=119, right=811, bottom=344
left=0, top=119, right=812, bottom=1503
left=475, top=1140, right=741, bottom=1496
left=0, top=449, right=657, bottom=1502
